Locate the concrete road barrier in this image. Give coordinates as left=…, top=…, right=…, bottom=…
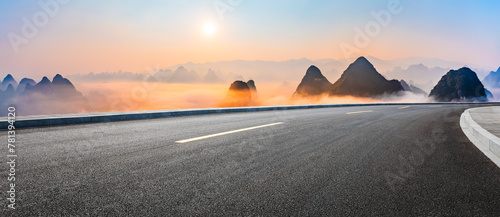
left=460, top=108, right=500, bottom=168
left=0, top=102, right=493, bottom=129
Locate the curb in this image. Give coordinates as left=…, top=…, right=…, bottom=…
left=460, top=108, right=500, bottom=168
left=0, top=102, right=491, bottom=129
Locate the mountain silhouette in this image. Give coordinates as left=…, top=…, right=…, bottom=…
left=292, top=65, right=332, bottom=98
left=17, top=78, right=36, bottom=93
left=247, top=79, right=258, bottom=99
left=145, top=69, right=173, bottom=83
left=53, top=74, right=76, bottom=88
left=482, top=67, right=500, bottom=88
left=385, top=64, right=449, bottom=92
left=203, top=68, right=225, bottom=83
left=400, top=80, right=427, bottom=96
left=154, top=69, right=173, bottom=82
left=25, top=76, right=53, bottom=95
left=329, top=57, right=404, bottom=97
left=219, top=80, right=258, bottom=107
left=0, top=74, right=90, bottom=116
left=273, top=81, right=292, bottom=96
left=1, top=74, right=18, bottom=91
left=51, top=74, right=82, bottom=98
left=168, top=66, right=200, bottom=83
left=247, top=80, right=257, bottom=92
left=23, top=75, right=85, bottom=100
left=429, top=67, right=487, bottom=102
left=229, top=81, right=251, bottom=91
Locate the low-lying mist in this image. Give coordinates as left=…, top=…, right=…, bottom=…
left=488, top=88, right=500, bottom=101
left=77, top=82, right=227, bottom=112
left=75, top=81, right=433, bottom=114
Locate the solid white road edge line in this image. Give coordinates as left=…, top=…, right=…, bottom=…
left=175, top=122, right=285, bottom=143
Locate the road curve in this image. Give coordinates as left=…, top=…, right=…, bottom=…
left=2, top=104, right=500, bottom=216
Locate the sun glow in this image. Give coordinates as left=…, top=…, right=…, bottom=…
left=203, top=22, right=216, bottom=36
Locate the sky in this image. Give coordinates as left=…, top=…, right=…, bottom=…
left=0, top=0, right=499, bottom=79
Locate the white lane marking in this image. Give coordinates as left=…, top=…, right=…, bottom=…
left=346, top=110, right=373, bottom=115
left=429, top=105, right=443, bottom=108
left=175, top=122, right=284, bottom=143
left=397, top=106, right=410, bottom=109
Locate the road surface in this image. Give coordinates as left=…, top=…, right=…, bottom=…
left=2, top=104, right=500, bottom=216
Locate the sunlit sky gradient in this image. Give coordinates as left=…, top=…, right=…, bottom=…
left=1, top=0, right=499, bottom=78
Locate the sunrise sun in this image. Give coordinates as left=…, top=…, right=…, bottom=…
left=203, top=22, right=216, bottom=36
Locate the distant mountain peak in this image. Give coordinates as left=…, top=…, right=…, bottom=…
left=247, top=80, right=257, bottom=92
left=347, top=56, right=377, bottom=72
left=229, top=80, right=250, bottom=91
left=17, top=78, right=36, bottom=93
left=219, top=80, right=258, bottom=107
left=408, top=64, right=429, bottom=70
left=1, top=74, right=18, bottom=90
left=355, top=56, right=369, bottom=62
left=329, top=56, right=404, bottom=97
left=19, top=78, right=35, bottom=84
left=5, top=74, right=89, bottom=116
left=39, top=76, right=51, bottom=84
left=52, top=74, right=76, bottom=90
left=481, top=66, right=500, bottom=88
left=430, top=67, right=487, bottom=102
left=4, top=74, right=14, bottom=81
left=305, top=65, right=323, bottom=77
left=456, top=67, right=476, bottom=76
left=400, top=79, right=427, bottom=95
left=168, top=66, right=200, bottom=83
left=203, top=68, right=224, bottom=83
left=54, top=74, right=63, bottom=80
left=292, top=65, right=332, bottom=98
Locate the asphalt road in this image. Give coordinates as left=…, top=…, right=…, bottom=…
left=2, top=104, right=500, bottom=216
